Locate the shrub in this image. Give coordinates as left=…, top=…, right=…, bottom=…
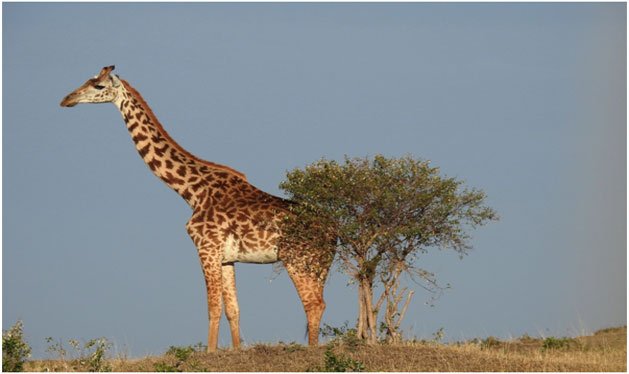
left=166, top=345, right=195, bottom=362
left=307, top=345, right=365, bottom=372
left=155, top=344, right=203, bottom=372
left=45, top=336, right=112, bottom=372
left=3, top=321, right=32, bottom=372
left=82, top=338, right=112, bottom=372
left=321, top=322, right=362, bottom=350
left=541, top=337, right=578, bottom=352
left=154, top=362, right=179, bottom=372
left=322, top=346, right=365, bottom=372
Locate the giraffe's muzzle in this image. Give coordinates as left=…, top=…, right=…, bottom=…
left=60, top=94, right=78, bottom=107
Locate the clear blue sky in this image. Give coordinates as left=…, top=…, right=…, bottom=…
left=3, top=3, right=626, bottom=358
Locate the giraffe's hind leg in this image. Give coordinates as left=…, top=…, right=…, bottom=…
left=221, top=263, right=241, bottom=349
left=284, top=262, right=328, bottom=346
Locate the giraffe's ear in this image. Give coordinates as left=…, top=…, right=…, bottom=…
left=97, top=65, right=115, bottom=79
left=111, top=74, right=121, bottom=87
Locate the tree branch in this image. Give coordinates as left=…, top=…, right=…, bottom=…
left=393, top=289, right=415, bottom=330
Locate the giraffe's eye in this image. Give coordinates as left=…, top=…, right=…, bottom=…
left=94, top=85, right=105, bottom=90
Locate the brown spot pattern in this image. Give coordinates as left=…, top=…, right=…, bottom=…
left=113, top=77, right=332, bottom=353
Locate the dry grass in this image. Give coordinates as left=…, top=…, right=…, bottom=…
left=25, top=326, right=626, bottom=372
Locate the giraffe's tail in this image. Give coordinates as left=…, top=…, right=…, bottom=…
left=304, top=322, right=309, bottom=341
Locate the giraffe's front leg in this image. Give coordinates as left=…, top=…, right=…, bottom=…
left=186, top=221, right=224, bottom=353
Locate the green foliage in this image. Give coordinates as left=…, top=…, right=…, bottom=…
left=154, top=362, right=179, bottom=372
left=320, top=322, right=362, bottom=350
left=2, top=320, right=31, bottom=372
left=280, top=155, right=498, bottom=263
left=154, top=344, right=204, bottom=372
left=541, top=336, right=579, bottom=352
left=307, top=345, right=366, bottom=372
left=83, top=338, right=112, bottom=372
left=322, top=346, right=365, bottom=372
left=44, top=336, right=112, bottom=372
left=309, top=323, right=367, bottom=371
left=166, top=345, right=195, bottom=362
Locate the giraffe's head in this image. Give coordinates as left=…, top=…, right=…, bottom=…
left=60, top=65, right=121, bottom=107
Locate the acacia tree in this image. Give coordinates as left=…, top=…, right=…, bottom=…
left=279, top=155, right=497, bottom=343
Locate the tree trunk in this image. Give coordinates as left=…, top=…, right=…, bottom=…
left=356, top=282, right=367, bottom=340
left=357, top=277, right=377, bottom=344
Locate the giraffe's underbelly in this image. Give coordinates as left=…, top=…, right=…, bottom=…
left=222, top=234, right=279, bottom=264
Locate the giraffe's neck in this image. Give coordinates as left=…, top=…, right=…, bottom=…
left=114, top=79, right=247, bottom=209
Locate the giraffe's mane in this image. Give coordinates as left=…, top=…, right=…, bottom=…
left=120, top=79, right=248, bottom=181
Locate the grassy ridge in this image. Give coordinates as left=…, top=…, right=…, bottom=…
left=25, top=326, right=626, bottom=372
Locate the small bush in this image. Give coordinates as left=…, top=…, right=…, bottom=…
left=154, top=362, right=179, bottom=372
left=541, top=336, right=577, bottom=352
left=321, top=322, right=362, bottom=350
left=45, top=336, right=112, bottom=372
left=3, top=321, right=32, bottom=372
left=307, top=345, right=365, bottom=372
left=323, top=346, right=365, bottom=372
left=83, top=338, right=112, bottom=372
left=156, top=344, right=203, bottom=372
left=166, top=345, right=195, bottom=362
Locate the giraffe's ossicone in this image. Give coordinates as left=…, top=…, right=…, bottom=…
left=61, top=66, right=333, bottom=352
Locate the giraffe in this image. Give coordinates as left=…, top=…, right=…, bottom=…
left=60, top=66, right=333, bottom=352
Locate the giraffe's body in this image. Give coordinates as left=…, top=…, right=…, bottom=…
left=61, top=66, right=332, bottom=352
